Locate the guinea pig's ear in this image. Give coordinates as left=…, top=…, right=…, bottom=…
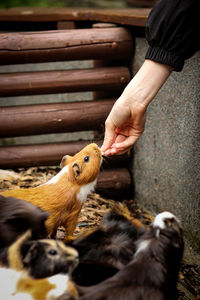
left=72, top=163, right=81, bottom=179
left=60, top=155, right=72, bottom=169
left=23, top=241, right=40, bottom=265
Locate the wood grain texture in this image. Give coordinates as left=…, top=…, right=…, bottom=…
left=0, top=99, right=115, bottom=137
left=0, top=7, right=150, bottom=27
left=0, top=67, right=130, bottom=97
left=0, top=27, right=133, bottom=64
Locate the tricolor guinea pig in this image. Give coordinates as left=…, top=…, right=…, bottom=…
left=1, top=143, right=102, bottom=239
left=1, top=230, right=79, bottom=280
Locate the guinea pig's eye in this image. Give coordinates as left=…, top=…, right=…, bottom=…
left=84, top=156, right=90, bottom=162
left=49, top=249, right=57, bottom=255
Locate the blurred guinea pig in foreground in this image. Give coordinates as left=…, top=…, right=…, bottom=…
left=1, top=143, right=102, bottom=240
left=0, top=195, right=49, bottom=249
left=69, top=202, right=145, bottom=286
left=0, top=267, right=79, bottom=300
left=77, top=211, right=184, bottom=300
left=0, top=230, right=79, bottom=280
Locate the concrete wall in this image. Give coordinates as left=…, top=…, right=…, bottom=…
left=132, top=38, right=200, bottom=252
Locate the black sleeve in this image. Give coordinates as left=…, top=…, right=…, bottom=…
left=145, top=0, right=200, bottom=71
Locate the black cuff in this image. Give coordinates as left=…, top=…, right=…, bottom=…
left=145, top=46, right=184, bottom=72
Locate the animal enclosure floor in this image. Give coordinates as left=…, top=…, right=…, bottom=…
left=0, top=166, right=199, bottom=300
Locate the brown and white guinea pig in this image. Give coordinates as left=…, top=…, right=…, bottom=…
left=77, top=211, right=184, bottom=300
left=1, top=143, right=102, bottom=239
left=0, top=267, right=79, bottom=300
left=0, top=195, right=49, bottom=249
left=1, top=230, right=79, bottom=280
left=68, top=202, right=145, bottom=286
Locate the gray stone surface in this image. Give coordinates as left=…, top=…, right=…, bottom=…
left=132, top=38, right=200, bottom=253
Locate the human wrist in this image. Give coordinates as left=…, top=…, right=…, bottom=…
left=119, top=59, right=173, bottom=109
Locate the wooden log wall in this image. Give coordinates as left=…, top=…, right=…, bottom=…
left=0, top=12, right=137, bottom=198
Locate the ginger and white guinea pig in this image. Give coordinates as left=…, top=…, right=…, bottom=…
left=0, top=195, right=49, bottom=249
left=1, top=230, right=79, bottom=280
left=0, top=267, right=78, bottom=300
left=1, top=143, right=102, bottom=239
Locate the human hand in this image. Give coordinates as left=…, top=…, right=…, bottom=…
left=101, top=98, right=146, bottom=155
left=101, top=60, right=172, bottom=156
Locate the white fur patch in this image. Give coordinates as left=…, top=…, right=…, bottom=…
left=134, top=240, right=151, bottom=257
left=153, top=211, right=177, bottom=229
left=47, top=274, right=69, bottom=298
left=0, top=268, right=32, bottom=300
left=44, top=165, right=69, bottom=185
left=0, top=268, right=21, bottom=296
left=77, top=179, right=97, bottom=203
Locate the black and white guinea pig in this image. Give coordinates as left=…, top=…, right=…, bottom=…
left=77, top=211, right=184, bottom=300
left=69, top=202, right=145, bottom=286
left=0, top=194, right=49, bottom=248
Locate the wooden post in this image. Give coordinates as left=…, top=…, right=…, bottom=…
left=92, top=23, right=121, bottom=100
left=92, top=23, right=133, bottom=140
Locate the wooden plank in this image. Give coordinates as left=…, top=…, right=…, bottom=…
left=90, top=8, right=149, bottom=27
left=0, top=66, right=130, bottom=97
left=0, top=7, right=150, bottom=27
left=0, top=140, right=130, bottom=169
left=0, top=27, right=133, bottom=65
left=0, top=99, right=115, bottom=138
left=125, top=0, right=156, bottom=7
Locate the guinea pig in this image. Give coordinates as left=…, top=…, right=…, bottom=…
left=77, top=211, right=184, bottom=300
left=1, top=143, right=102, bottom=239
left=68, top=202, right=145, bottom=286
left=0, top=195, right=49, bottom=249
left=0, top=267, right=79, bottom=300
left=1, top=230, right=79, bottom=279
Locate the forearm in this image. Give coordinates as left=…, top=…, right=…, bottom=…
left=119, top=59, right=173, bottom=109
